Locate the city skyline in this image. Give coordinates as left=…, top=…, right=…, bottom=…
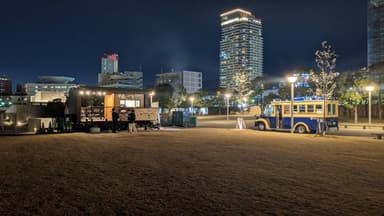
left=0, top=0, right=366, bottom=89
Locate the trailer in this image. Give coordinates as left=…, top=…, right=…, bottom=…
left=0, top=87, right=158, bottom=134
left=67, top=87, right=159, bottom=131
left=132, top=108, right=160, bottom=129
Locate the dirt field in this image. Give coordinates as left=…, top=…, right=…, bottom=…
left=0, top=129, right=383, bottom=215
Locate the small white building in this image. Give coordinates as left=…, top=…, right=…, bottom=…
left=156, top=70, right=202, bottom=94
left=24, top=76, right=79, bottom=100
left=30, top=91, right=66, bottom=103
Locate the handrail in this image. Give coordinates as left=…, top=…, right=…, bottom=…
left=340, top=123, right=384, bottom=130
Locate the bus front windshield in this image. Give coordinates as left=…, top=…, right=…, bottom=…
left=263, top=104, right=274, bottom=117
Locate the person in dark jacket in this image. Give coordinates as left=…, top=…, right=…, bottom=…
left=277, top=106, right=282, bottom=128
left=128, top=109, right=137, bottom=133
left=112, top=108, right=119, bottom=133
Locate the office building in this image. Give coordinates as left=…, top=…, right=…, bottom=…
left=0, top=75, right=12, bottom=95
left=99, top=53, right=143, bottom=90
left=156, top=70, right=202, bottom=94
left=294, top=72, right=310, bottom=88
left=219, top=8, right=263, bottom=89
left=98, top=71, right=143, bottom=89
left=101, top=53, right=118, bottom=73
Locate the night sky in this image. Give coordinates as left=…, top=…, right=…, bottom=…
left=0, top=0, right=366, bottom=90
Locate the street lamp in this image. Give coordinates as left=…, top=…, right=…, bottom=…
left=242, top=96, right=247, bottom=108
left=225, top=93, right=231, bottom=120
left=366, top=86, right=374, bottom=125
left=189, top=96, right=195, bottom=114
left=149, top=91, right=155, bottom=108
left=287, top=76, right=298, bottom=133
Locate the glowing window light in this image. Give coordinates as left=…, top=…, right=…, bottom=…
left=220, top=8, right=252, bottom=17
left=221, top=18, right=239, bottom=26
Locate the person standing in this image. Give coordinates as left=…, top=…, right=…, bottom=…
left=277, top=106, right=282, bottom=128
left=112, top=108, right=119, bottom=133
left=128, top=109, right=137, bottom=134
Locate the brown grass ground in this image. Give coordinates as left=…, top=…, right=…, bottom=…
left=0, top=129, right=383, bottom=215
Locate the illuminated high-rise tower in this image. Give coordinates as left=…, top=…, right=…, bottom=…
left=219, top=8, right=263, bottom=89
left=101, top=53, right=118, bottom=73
left=368, top=0, right=384, bottom=67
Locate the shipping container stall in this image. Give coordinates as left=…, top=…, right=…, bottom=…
left=68, top=87, right=155, bottom=130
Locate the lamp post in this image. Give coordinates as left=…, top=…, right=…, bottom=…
left=366, top=86, right=374, bottom=125
left=242, top=97, right=247, bottom=108
left=149, top=91, right=155, bottom=108
left=189, top=96, right=195, bottom=115
left=287, top=76, right=298, bottom=133
left=225, top=93, right=231, bottom=120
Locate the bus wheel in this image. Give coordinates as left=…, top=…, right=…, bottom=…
left=257, top=123, right=265, bottom=131
left=295, top=125, right=307, bottom=134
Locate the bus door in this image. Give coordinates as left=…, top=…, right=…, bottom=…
left=266, top=104, right=277, bottom=129
left=282, top=104, right=291, bottom=129
left=275, top=105, right=282, bottom=128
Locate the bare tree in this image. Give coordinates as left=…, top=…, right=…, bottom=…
left=232, top=69, right=251, bottom=102
left=310, top=41, right=339, bottom=135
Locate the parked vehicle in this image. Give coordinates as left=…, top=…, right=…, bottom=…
left=254, top=97, right=338, bottom=133
left=67, top=87, right=158, bottom=131
left=0, top=87, right=157, bottom=134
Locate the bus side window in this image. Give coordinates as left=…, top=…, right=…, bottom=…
left=299, top=104, right=305, bottom=113
left=327, top=104, right=332, bottom=115
left=283, top=105, right=290, bottom=114
left=307, top=104, right=314, bottom=113
left=316, top=104, right=322, bottom=113
left=328, top=104, right=336, bottom=115
left=293, top=105, right=298, bottom=113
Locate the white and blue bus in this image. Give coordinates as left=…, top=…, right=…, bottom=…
left=254, top=97, right=338, bottom=133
